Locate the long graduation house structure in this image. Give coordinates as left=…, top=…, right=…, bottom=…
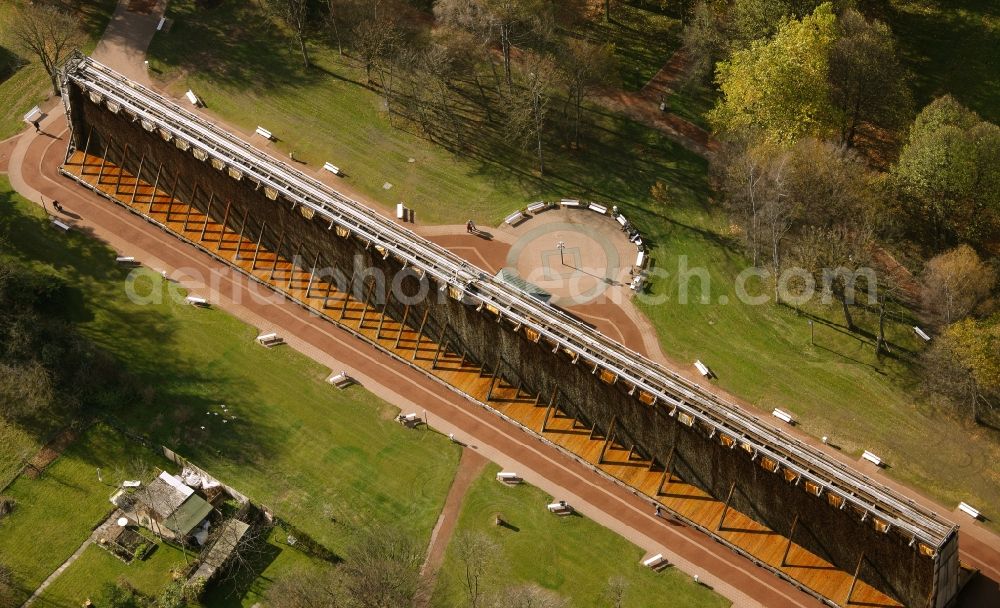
left=57, top=53, right=967, bottom=608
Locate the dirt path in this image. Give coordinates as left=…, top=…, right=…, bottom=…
left=24, top=429, right=77, bottom=479
left=417, top=448, right=488, bottom=606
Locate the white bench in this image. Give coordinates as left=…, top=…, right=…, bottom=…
left=115, top=256, right=137, bottom=265
left=185, top=90, right=201, bottom=107
left=588, top=203, right=608, bottom=215
left=256, top=332, right=284, bottom=348
left=547, top=501, right=573, bottom=515
left=527, top=201, right=548, bottom=213
left=642, top=554, right=670, bottom=571
left=772, top=408, right=794, bottom=424
left=913, top=326, right=931, bottom=341
left=185, top=296, right=208, bottom=307
left=958, top=502, right=981, bottom=520
left=255, top=126, right=273, bottom=140
left=397, top=412, right=419, bottom=425
left=496, top=472, right=522, bottom=484
left=629, top=275, right=645, bottom=292
left=122, top=480, right=142, bottom=489
left=51, top=219, right=71, bottom=231
left=323, top=162, right=342, bottom=176
left=862, top=450, right=883, bottom=467
left=23, top=106, right=43, bottom=123
left=616, top=214, right=628, bottom=227
left=326, top=370, right=354, bottom=388
left=635, top=251, right=646, bottom=268
left=396, top=203, right=407, bottom=220
left=560, top=199, right=580, bottom=208
left=156, top=17, right=167, bottom=31
left=694, top=360, right=711, bottom=377
left=504, top=211, right=527, bottom=226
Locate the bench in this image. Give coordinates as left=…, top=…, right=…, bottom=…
left=527, top=201, right=549, bottom=214
left=958, top=502, right=981, bottom=520
left=397, top=412, right=420, bottom=425
left=51, top=218, right=71, bottom=232
left=616, top=214, right=628, bottom=227
left=504, top=211, right=527, bottom=226
left=185, top=296, right=208, bottom=307
left=547, top=501, right=573, bottom=515
left=23, top=106, right=42, bottom=124
left=771, top=408, right=795, bottom=424
left=256, top=332, right=284, bottom=348
left=913, top=326, right=931, bottom=341
left=396, top=203, right=407, bottom=221
left=115, top=256, right=137, bottom=266
left=642, top=554, right=670, bottom=571
left=635, top=251, right=646, bottom=268
left=326, top=370, right=354, bottom=389
left=862, top=450, right=883, bottom=467
left=629, top=275, right=645, bottom=292
left=560, top=199, right=580, bottom=208
left=255, top=126, right=273, bottom=140
left=185, top=90, right=201, bottom=107
left=122, top=480, right=142, bottom=489
left=588, top=203, right=608, bottom=215
left=156, top=17, right=167, bottom=31
left=323, top=162, right=342, bottom=176
left=694, top=360, right=711, bottom=378
left=496, top=472, right=522, bottom=484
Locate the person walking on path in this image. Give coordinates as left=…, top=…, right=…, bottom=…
left=32, top=119, right=41, bottom=133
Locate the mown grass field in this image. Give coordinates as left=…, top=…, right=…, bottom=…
left=144, top=1, right=1000, bottom=527
left=0, top=179, right=460, bottom=602
left=0, top=0, right=117, bottom=140
left=431, top=464, right=729, bottom=608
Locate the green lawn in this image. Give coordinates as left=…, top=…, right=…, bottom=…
left=432, top=464, right=729, bottom=608
left=0, top=0, right=117, bottom=140
left=873, top=0, right=1000, bottom=123
left=143, top=2, right=1000, bottom=529
left=0, top=178, right=460, bottom=601
left=0, top=423, right=169, bottom=606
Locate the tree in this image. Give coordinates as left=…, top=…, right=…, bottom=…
left=353, top=10, right=400, bottom=83
left=922, top=316, right=1000, bottom=426
left=557, top=39, right=617, bottom=148
left=795, top=223, right=875, bottom=330
left=601, top=576, right=628, bottom=608
left=266, top=0, right=312, bottom=68
left=680, top=1, right=728, bottom=85
left=341, top=524, right=423, bottom=608
left=489, top=584, right=568, bottom=608
left=506, top=54, right=559, bottom=174
left=921, top=245, right=996, bottom=326
left=454, top=531, right=501, bottom=608
left=892, top=96, right=1000, bottom=249
left=0, top=562, right=17, bottom=608
left=265, top=568, right=347, bottom=608
left=828, top=9, right=911, bottom=147
left=10, top=4, right=84, bottom=96
left=709, top=2, right=841, bottom=145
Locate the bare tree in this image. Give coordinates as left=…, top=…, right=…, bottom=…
left=557, top=39, right=617, bottom=148
left=795, top=224, right=875, bottom=331
left=601, top=576, right=628, bottom=608
left=921, top=245, right=996, bottom=326
left=489, top=583, right=569, bottom=608
left=353, top=10, right=400, bottom=83
left=342, top=524, right=423, bottom=608
left=10, top=4, right=84, bottom=96
left=0, top=562, right=16, bottom=608
left=207, top=517, right=274, bottom=587
left=454, top=531, right=501, bottom=608
left=266, top=568, right=348, bottom=608
left=508, top=54, right=560, bottom=174
left=266, top=0, right=313, bottom=68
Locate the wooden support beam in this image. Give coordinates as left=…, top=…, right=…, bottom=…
left=286, top=242, right=302, bottom=288
left=845, top=553, right=865, bottom=605
left=393, top=304, right=410, bottom=348
left=233, top=208, right=250, bottom=260
left=182, top=182, right=200, bottom=232
left=716, top=481, right=737, bottom=531
left=305, top=252, right=321, bottom=297
left=199, top=193, right=215, bottom=241
left=598, top=416, right=618, bottom=464
left=657, top=447, right=676, bottom=495
left=96, top=138, right=112, bottom=186
left=357, top=278, right=377, bottom=328
left=216, top=200, right=233, bottom=250
left=411, top=307, right=431, bottom=360
left=322, top=263, right=337, bottom=309
left=339, top=267, right=356, bottom=318
left=485, top=354, right=502, bottom=401
left=114, top=143, right=130, bottom=196
left=627, top=444, right=636, bottom=462
left=251, top=221, right=266, bottom=270
left=431, top=322, right=450, bottom=369
left=163, top=173, right=181, bottom=222
left=77, top=126, right=94, bottom=177
left=146, top=164, right=163, bottom=215
left=269, top=228, right=286, bottom=281
left=780, top=513, right=799, bottom=567
left=540, top=386, right=558, bottom=432
left=375, top=283, right=393, bottom=339
left=128, top=152, right=146, bottom=206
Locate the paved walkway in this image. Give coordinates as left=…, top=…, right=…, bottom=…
left=91, top=0, right=167, bottom=85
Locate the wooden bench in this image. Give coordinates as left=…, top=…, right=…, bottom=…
left=51, top=218, right=71, bottom=232
left=255, top=126, right=273, bottom=141
left=913, top=326, right=931, bottom=341
left=185, top=90, right=201, bottom=107
left=326, top=370, right=354, bottom=389
left=635, top=251, right=646, bottom=269
left=527, top=201, right=549, bottom=214
left=771, top=408, right=795, bottom=425
left=588, top=202, right=608, bottom=215
left=185, top=296, right=208, bottom=307
left=560, top=199, right=580, bottom=208
left=958, top=502, right=981, bottom=520
left=256, top=332, right=284, bottom=348
left=862, top=450, right=883, bottom=467
left=504, top=211, right=527, bottom=226
left=115, top=256, right=138, bottom=266
left=547, top=501, right=573, bottom=515
left=642, top=553, right=670, bottom=571
left=496, top=472, right=522, bottom=484
left=694, top=360, right=711, bottom=378
left=323, top=162, right=342, bottom=176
